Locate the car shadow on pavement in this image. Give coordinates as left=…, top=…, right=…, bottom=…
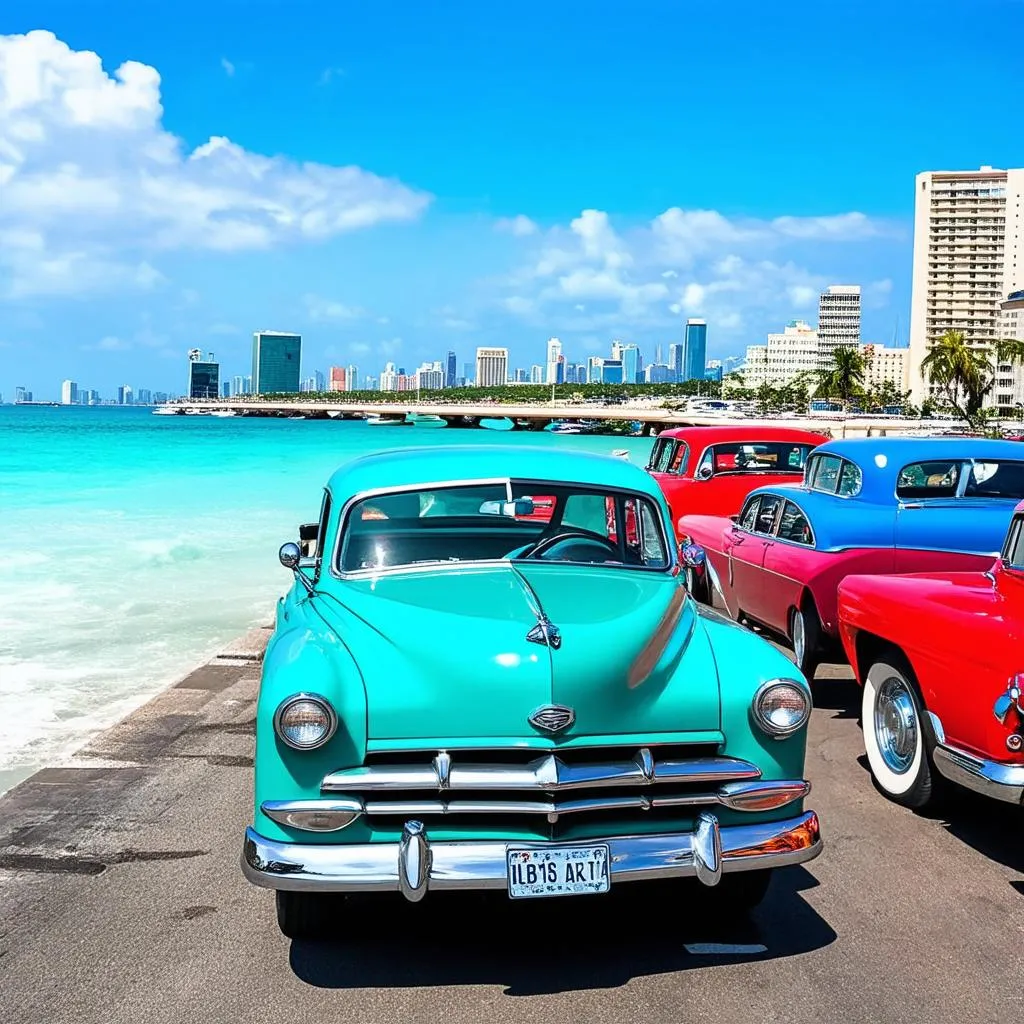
left=853, top=754, right=1024, bottom=880
left=288, top=866, right=836, bottom=996
left=922, top=788, right=1024, bottom=878
left=808, top=675, right=860, bottom=719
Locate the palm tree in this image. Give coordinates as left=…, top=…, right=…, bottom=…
left=921, top=329, right=1024, bottom=427
left=815, top=347, right=866, bottom=410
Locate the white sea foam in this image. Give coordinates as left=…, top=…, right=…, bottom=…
left=0, top=410, right=655, bottom=796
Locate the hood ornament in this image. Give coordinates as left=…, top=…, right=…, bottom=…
left=526, top=616, right=561, bottom=649
left=529, top=704, right=575, bottom=734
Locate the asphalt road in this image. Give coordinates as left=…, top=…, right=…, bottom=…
left=2, top=626, right=1023, bottom=1024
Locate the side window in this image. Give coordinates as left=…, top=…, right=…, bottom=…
left=669, top=442, right=689, bottom=474
left=777, top=501, right=813, bottom=545
left=696, top=449, right=714, bottom=478
left=562, top=494, right=611, bottom=537
left=740, top=497, right=760, bottom=531
left=649, top=439, right=674, bottom=473
left=1003, top=515, right=1024, bottom=568
left=808, top=454, right=842, bottom=493
left=837, top=460, right=862, bottom=496
left=896, top=461, right=960, bottom=499
left=634, top=499, right=668, bottom=566
left=752, top=494, right=782, bottom=535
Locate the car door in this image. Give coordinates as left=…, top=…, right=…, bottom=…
left=724, top=493, right=782, bottom=622
left=759, top=499, right=814, bottom=633
left=893, top=458, right=961, bottom=571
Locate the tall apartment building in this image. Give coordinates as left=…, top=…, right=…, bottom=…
left=861, top=344, right=909, bottom=395
left=997, top=289, right=1024, bottom=409
left=252, top=331, right=301, bottom=394
left=682, top=320, right=707, bottom=381
left=61, top=379, right=78, bottom=405
left=545, top=338, right=562, bottom=384
left=908, top=165, right=1024, bottom=404
left=743, top=320, right=820, bottom=388
left=475, top=347, right=508, bottom=388
left=817, top=286, right=861, bottom=365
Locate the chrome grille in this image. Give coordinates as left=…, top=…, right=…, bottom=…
left=321, top=744, right=760, bottom=823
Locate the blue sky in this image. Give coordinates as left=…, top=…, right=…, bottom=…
left=1, top=0, right=1022, bottom=399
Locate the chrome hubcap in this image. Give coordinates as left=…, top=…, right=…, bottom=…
left=874, top=676, right=918, bottom=774
left=793, top=613, right=805, bottom=664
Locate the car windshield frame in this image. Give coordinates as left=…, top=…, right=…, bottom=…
left=332, top=477, right=675, bottom=578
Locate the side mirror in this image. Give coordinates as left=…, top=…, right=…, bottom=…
left=279, top=542, right=314, bottom=594
left=729, top=514, right=740, bottom=525
left=696, top=464, right=713, bottom=481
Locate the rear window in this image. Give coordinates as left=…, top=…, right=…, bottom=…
left=806, top=454, right=862, bottom=496
left=647, top=439, right=688, bottom=475
left=699, top=442, right=814, bottom=476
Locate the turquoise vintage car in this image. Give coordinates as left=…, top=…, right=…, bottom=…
left=241, top=445, right=822, bottom=938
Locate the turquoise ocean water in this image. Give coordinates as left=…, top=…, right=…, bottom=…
left=0, top=406, right=655, bottom=795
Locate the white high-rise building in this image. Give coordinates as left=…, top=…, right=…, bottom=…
left=908, top=165, right=1024, bottom=404
left=545, top=337, right=562, bottom=384
left=742, top=320, right=820, bottom=388
left=415, top=361, right=444, bottom=390
left=61, top=379, right=78, bottom=405
left=476, top=347, right=508, bottom=388
left=817, top=286, right=861, bottom=365
left=380, top=361, right=399, bottom=392
left=861, top=345, right=909, bottom=395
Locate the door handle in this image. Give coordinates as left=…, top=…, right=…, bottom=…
left=900, top=502, right=923, bottom=509
left=731, top=532, right=745, bottom=545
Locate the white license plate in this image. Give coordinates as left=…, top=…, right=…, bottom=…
left=506, top=844, right=610, bottom=899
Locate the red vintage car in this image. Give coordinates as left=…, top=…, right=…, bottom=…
left=837, top=501, right=1024, bottom=808
left=646, top=426, right=830, bottom=526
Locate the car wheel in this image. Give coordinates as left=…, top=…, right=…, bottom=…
left=275, top=890, right=339, bottom=940
left=862, top=658, right=935, bottom=809
left=790, top=603, right=821, bottom=680
left=714, top=869, right=772, bottom=913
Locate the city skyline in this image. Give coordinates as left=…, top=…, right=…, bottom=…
left=1, top=8, right=1022, bottom=400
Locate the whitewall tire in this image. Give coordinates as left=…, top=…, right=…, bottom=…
left=862, top=658, right=935, bottom=809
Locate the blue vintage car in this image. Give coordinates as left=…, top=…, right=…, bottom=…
left=242, top=445, right=822, bottom=938
left=679, top=437, right=1024, bottom=678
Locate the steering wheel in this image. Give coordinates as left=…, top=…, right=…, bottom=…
left=520, top=529, right=620, bottom=561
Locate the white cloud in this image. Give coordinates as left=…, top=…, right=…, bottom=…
left=349, top=342, right=371, bottom=355
left=495, top=214, right=538, bottom=237
left=303, top=293, right=366, bottom=321
left=494, top=203, right=899, bottom=340
left=0, top=30, right=432, bottom=298
left=220, top=58, right=235, bottom=77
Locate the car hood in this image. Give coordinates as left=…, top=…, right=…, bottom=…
left=316, top=564, right=720, bottom=740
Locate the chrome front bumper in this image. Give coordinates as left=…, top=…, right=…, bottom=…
left=241, top=810, right=822, bottom=900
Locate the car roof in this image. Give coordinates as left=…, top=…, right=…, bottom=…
left=326, top=444, right=663, bottom=498
left=656, top=425, right=830, bottom=450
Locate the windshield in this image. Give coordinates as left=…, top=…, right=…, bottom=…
left=338, top=481, right=670, bottom=573
left=697, top=442, right=815, bottom=477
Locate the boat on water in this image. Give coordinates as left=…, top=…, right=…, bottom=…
left=545, top=420, right=587, bottom=434
left=210, top=409, right=236, bottom=417
left=151, top=406, right=179, bottom=415
left=366, top=414, right=411, bottom=426
left=479, top=416, right=515, bottom=431
left=406, top=413, right=448, bottom=428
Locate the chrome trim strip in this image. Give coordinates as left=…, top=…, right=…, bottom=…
left=933, top=744, right=1024, bottom=805
left=264, top=778, right=810, bottom=824
left=693, top=812, right=722, bottom=886
left=241, top=811, right=823, bottom=894
left=398, top=820, right=430, bottom=902
left=321, top=753, right=761, bottom=793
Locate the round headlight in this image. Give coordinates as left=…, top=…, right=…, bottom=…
left=274, top=694, right=338, bottom=750
left=752, top=680, right=811, bottom=738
